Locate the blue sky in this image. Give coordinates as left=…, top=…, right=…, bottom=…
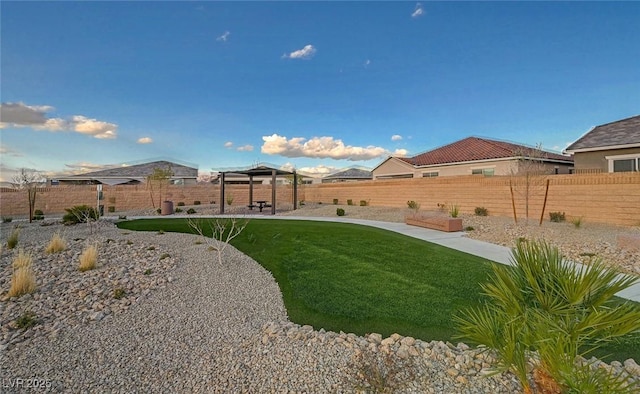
left=1, top=1, right=639, bottom=181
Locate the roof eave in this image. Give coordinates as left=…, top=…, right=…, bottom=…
left=564, top=142, right=640, bottom=154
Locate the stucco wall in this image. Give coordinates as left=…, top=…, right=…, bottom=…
left=573, top=147, right=640, bottom=172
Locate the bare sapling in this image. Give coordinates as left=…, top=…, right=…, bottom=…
left=188, top=217, right=249, bottom=265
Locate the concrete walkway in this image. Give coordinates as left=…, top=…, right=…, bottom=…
left=124, top=214, right=640, bottom=303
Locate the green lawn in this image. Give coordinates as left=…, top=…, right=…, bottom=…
left=117, top=218, right=640, bottom=362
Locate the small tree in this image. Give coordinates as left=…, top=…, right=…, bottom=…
left=147, top=166, right=173, bottom=209
left=509, top=144, right=551, bottom=222
left=188, top=217, right=249, bottom=265
left=11, top=168, right=44, bottom=223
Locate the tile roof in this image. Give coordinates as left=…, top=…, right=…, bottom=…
left=565, top=115, right=640, bottom=152
left=401, top=137, right=573, bottom=167
left=323, top=168, right=373, bottom=180
left=71, top=160, right=197, bottom=178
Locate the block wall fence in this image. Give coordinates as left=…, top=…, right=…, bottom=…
left=1, top=173, right=639, bottom=226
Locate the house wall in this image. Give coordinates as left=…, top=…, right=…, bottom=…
left=2, top=173, right=638, bottom=226
left=573, top=148, right=640, bottom=172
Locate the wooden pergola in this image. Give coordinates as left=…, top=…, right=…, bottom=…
left=219, top=165, right=297, bottom=215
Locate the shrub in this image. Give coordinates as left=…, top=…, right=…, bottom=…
left=159, top=253, right=171, bottom=261
left=8, top=266, right=36, bottom=298
left=175, top=208, right=183, bottom=213
left=7, top=228, right=19, bottom=249
left=45, top=232, right=67, bottom=254
left=226, top=195, right=234, bottom=205
left=186, top=208, right=196, bottom=214
left=193, top=200, right=201, bottom=205
left=113, top=288, right=126, bottom=299
left=63, top=205, right=98, bottom=225
left=360, top=200, right=368, bottom=206
left=15, top=311, right=38, bottom=329
left=78, top=244, right=98, bottom=272
left=455, top=239, right=640, bottom=394
left=144, top=269, right=152, bottom=275
left=156, top=208, right=162, bottom=214
left=118, top=215, right=127, bottom=220
left=464, top=226, right=475, bottom=231
left=347, top=199, right=353, bottom=206
left=345, top=350, right=417, bottom=393
left=474, top=207, right=488, bottom=216
left=12, top=249, right=32, bottom=270
left=406, top=200, right=420, bottom=210
left=448, top=204, right=459, bottom=218
left=2, top=217, right=12, bottom=223
left=333, top=199, right=339, bottom=205
left=33, top=209, right=44, bottom=220
left=570, top=216, right=583, bottom=228
left=336, top=208, right=345, bottom=216
left=549, top=211, right=566, bottom=222
left=107, top=206, right=115, bottom=213
left=177, top=202, right=185, bottom=206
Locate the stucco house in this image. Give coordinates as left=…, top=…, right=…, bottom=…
left=373, top=136, right=573, bottom=179
left=564, top=115, right=640, bottom=173
left=52, top=160, right=198, bottom=185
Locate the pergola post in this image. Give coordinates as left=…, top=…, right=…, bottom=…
left=219, top=172, right=225, bottom=214
left=271, top=169, right=277, bottom=215
left=293, top=171, right=298, bottom=210
left=249, top=175, right=254, bottom=207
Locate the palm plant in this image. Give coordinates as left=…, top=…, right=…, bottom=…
left=455, top=239, right=640, bottom=394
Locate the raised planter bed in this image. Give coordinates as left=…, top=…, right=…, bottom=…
left=405, top=215, right=463, bottom=232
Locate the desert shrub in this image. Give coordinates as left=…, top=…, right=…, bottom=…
left=448, top=203, right=459, bottom=218
left=156, top=208, right=162, bottom=214
left=474, top=207, right=488, bottom=216
left=78, top=244, right=98, bottom=272
left=63, top=205, right=98, bottom=225
left=226, top=195, right=234, bottom=205
left=186, top=208, right=196, bottom=214
left=2, top=217, right=12, bottom=223
left=455, top=239, right=640, bottom=394
left=144, top=269, right=152, bottom=275
left=464, top=226, right=475, bottom=231
left=8, top=264, right=36, bottom=298
left=347, top=199, right=353, bottom=206
left=12, top=249, right=32, bottom=270
left=345, top=350, right=417, bottom=393
left=336, top=208, right=345, bottom=216
left=45, top=232, right=67, bottom=254
left=333, top=198, right=339, bottom=205
left=175, top=208, right=183, bottom=213
left=7, top=228, right=19, bottom=249
left=147, top=246, right=155, bottom=250
left=15, top=310, right=38, bottom=329
left=193, top=200, right=201, bottom=205
left=177, top=202, right=185, bottom=206
left=571, top=216, right=583, bottom=228
left=360, top=200, right=368, bottom=206
left=159, top=253, right=171, bottom=260
left=549, top=211, right=566, bottom=222
left=406, top=200, right=420, bottom=210
left=118, top=215, right=127, bottom=220
left=108, top=206, right=115, bottom=213
left=33, top=209, right=44, bottom=220
left=113, top=288, right=126, bottom=299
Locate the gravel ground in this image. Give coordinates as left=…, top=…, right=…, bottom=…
left=1, top=208, right=639, bottom=393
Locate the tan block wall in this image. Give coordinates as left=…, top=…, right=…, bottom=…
left=1, top=173, right=638, bottom=226
left=0, top=183, right=299, bottom=218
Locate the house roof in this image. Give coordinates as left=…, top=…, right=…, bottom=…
left=59, top=160, right=198, bottom=180
left=565, top=115, right=640, bottom=152
left=400, top=137, right=573, bottom=167
left=323, top=168, right=372, bottom=180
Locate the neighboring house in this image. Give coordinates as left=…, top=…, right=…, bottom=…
left=321, top=168, right=373, bottom=183
left=52, top=160, right=198, bottom=185
left=373, top=136, right=573, bottom=179
left=564, top=115, right=640, bottom=173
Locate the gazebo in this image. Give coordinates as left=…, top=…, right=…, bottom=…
left=219, top=165, right=298, bottom=215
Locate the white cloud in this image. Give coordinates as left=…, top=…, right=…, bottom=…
left=364, top=59, right=371, bottom=68
left=261, top=134, right=399, bottom=161
left=412, top=3, right=424, bottom=18
left=0, top=102, right=118, bottom=139
left=282, top=44, right=316, bottom=60
left=393, top=149, right=409, bottom=157
left=298, top=165, right=337, bottom=176
left=0, top=144, right=23, bottom=157
left=391, top=134, right=403, bottom=141
left=236, top=144, right=254, bottom=152
left=137, top=137, right=153, bottom=144
left=224, top=141, right=233, bottom=148
left=216, top=31, right=230, bottom=42
left=63, top=161, right=117, bottom=174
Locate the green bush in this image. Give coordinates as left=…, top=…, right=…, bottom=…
left=474, top=207, right=488, bottom=216
left=2, top=217, right=13, bottom=223
left=175, top=208, right=183, bottom=213
left=186, top=208, right=196, bottom=214
left=15, top=311, right=38, bottom=329
left=33, top=209, right=44, bottom=220
left=448, top=204, right=459, bottom=218
left=347, top=199, right=353, bottom=206
left=336, top=208, right=345, bottom=216
left=333, top=199, right=339, bottom=205
left=156, top=208, right=162, bottom=214
left=360, top=200, right=368, bottom=206
left=177, top=202, right=185, bottom=207
left=63, top=205, right=98, bottom=225
left=113, top=288, right=126, bottom=299
left=193, top=200, right=201, bottom=205
left=549, top=211, right=566, bottom=222
left=407, top=200, right=420, bottom=210
left=108, top=206, right=116, bottom=213
left=7, top=228, right=19, bottom=249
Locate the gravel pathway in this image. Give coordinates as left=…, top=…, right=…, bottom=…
left=1, top=214, right=638, bottom=393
